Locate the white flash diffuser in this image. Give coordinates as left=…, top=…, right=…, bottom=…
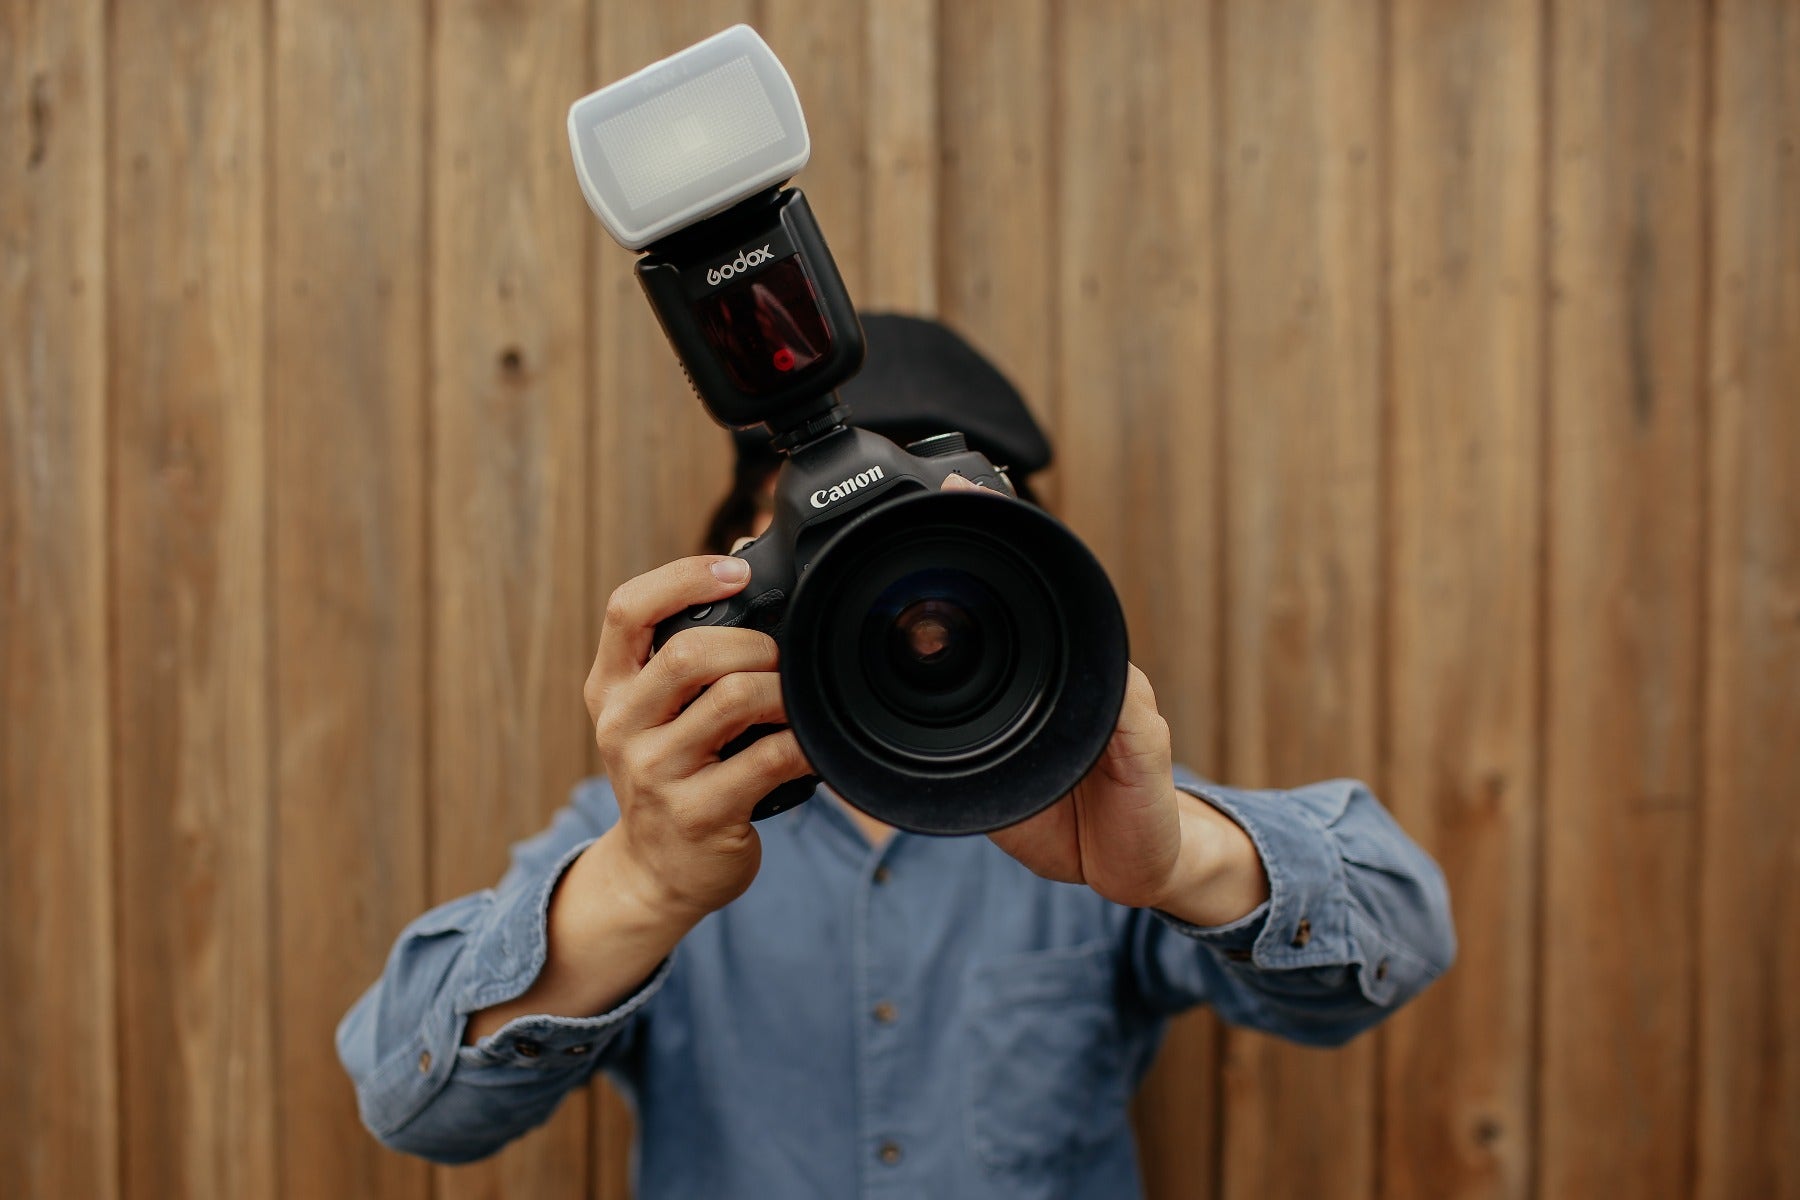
left=567, top=25, right=811, bottom=250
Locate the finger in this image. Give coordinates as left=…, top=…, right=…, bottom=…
left=695, top=727, right=815, bottom=818
left=940, top=472, right=989, bottom=492
left=609, top=626, right=780, bottom=732
left=662, top=670, right=788, bottom=759
left=594, top=555, right=753, bottom=692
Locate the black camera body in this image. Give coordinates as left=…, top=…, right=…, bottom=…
left=656, top=426, right=1018, bottom=647
left=652, top=425, right=1023, bottom=826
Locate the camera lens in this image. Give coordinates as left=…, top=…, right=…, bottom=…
left=781, top=491, right=1127, bottom=835
left=870, top=571, right=1001, bottom=718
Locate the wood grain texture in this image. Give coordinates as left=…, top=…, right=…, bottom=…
left=0, top=3, right=116, bottom=1197
left=1698, top=2, right=1800, bottom=1196
left=938, top=0, right=1057, bottom=504
left=1051, top=2, right=1222, bottom=1194
left=1382, top=1, right=1543, bottom=1197
left=760, top=0, right=870, bottom=301
left=431, top=0, right=597, bottom=1195
left=270, top=2, right=429, bottom=1197
left=864, top=0, right=938, bottom=314
left=588, top=13, right=757, bottom=1195
left=1217, top=1, right=1383, bottom=1195
left=107, top=1, right=275, bottom=1197
left=1539, top=1, right=1708, bottom=1197
left=9, top=3, right=1800, bottom=1196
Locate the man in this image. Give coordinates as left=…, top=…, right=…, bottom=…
left=337, top=314, right=1456, bottom=1197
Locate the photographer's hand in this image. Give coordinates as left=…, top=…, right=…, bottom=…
left=984, top=662, right=1270, bottom=927
left=466, top=556, right=813, bottom=1043
left=945, top=475, right=1267, bottom=922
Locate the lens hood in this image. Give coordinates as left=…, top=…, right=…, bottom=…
left=781, top=491, right=1128, bottom=834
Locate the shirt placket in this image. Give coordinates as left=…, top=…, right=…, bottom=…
left=853, top=835, right=917, bottom=1196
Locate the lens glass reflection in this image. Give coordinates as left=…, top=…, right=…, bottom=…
left=863, top=568, right=1009, bottom=726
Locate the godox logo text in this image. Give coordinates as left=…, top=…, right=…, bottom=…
left=706, top=245, right=775, bottom=286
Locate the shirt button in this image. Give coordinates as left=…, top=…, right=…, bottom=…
left=1291, top=918, right=1312, bottom=948
left=417, top=1050, right=432, bottom=1074
left=1375, top=959, right=1390, bottom=981
left=873, top=865, right=892, bottom=884
left=515, top=1039, right=542, bottom=1058
left=565, top=1043, right=592, bottom=1056
left=877, top=1141, right=902, bottom=1165
left=872, top=1001, right=897, bottom=1024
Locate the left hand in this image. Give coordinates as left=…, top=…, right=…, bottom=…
left=987, top=661, right=1271, bottom=924
left=949, top=475, right=1269, bottom=923
left=985, top=663, right=1183, bottom=908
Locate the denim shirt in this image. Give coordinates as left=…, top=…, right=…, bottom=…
left=337, top=767, right=1455, bottom=1197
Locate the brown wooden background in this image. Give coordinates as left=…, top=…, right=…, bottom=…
left=4, top=0, right=1797, bottom=1197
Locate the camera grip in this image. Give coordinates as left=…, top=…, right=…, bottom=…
left=721, top=722, right=820, bottom=820
left=650, top=565, right=814, bottom=822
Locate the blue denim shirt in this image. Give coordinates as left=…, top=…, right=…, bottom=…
left=338, top=767, right=1454, bottom=1197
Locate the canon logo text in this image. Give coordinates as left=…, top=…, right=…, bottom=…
left=810, top=465, right=885, bottom=509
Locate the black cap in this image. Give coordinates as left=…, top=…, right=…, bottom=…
left=730, top=313, right=1052, bottom=485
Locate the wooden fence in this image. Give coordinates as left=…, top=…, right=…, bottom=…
left=3, top=0, right=1795, bottom=1197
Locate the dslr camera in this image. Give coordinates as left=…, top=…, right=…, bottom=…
left=568, top=26, right=1127, bottom=834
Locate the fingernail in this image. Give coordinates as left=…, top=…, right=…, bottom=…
left=711, top=557, right=750, bottom=583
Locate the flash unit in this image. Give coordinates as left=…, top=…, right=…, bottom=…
left=568, top=24, right=863, bottom=445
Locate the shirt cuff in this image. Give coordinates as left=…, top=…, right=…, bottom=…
left=456, top=955, right=672, bottom=1068
left=1164, top=777, right=1353, bottom=970
left=455, top=836, right=599, bottom=1015
left=1152, top=898, right=1270, bottom=958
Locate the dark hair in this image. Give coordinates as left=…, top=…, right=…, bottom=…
left=701, top=456, right=779, bottom=555
left=701, top=459, right=1044, bottom=556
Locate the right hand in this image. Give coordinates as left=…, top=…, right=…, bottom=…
left=583, top=555, right=815, bottom=925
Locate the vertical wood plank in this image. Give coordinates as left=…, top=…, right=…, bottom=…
left=864, top=0, right=938, bottom=314
left=1539, top=1, right=1708, bottom=1196
left=939, top=0, right=1057, bottom=503
left=760, top=0, right=871, bottom=301
left=1052, top=2, right=1222, bottom=1194
left=0, top=3, right=117, bottom=1197
left=1698, top=2, right=1800, bottom=1196
left=270, top=2, right=429, bottom=1198
left=431, top=0, right=596, bottom=1194
left=590, top=14, right=758, bottom=1195
left=1381, top=2, right=1544, bottom=1198
left=107, top=1, right=275, bottom=1197
left=1216, top=1, right=1383, bottom=1197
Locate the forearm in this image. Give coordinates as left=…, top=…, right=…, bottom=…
left=1148, top=790, right=1271, bottom=928
left=1128, top=774, right=1456, bottom=1045
left=465, top=827, right=695, bottom=1043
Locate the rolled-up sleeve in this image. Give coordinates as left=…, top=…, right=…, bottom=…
left=335, top=777, right=666, bottom=1164
left=1125, top=767, right=1456, bottom=1047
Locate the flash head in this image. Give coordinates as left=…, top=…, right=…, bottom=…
left=567, top=25, right=811, bottom=250
left=569, top=25, right=862, bottom=442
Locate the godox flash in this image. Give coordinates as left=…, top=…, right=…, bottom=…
left=567, top=24, right=863, bottom=446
